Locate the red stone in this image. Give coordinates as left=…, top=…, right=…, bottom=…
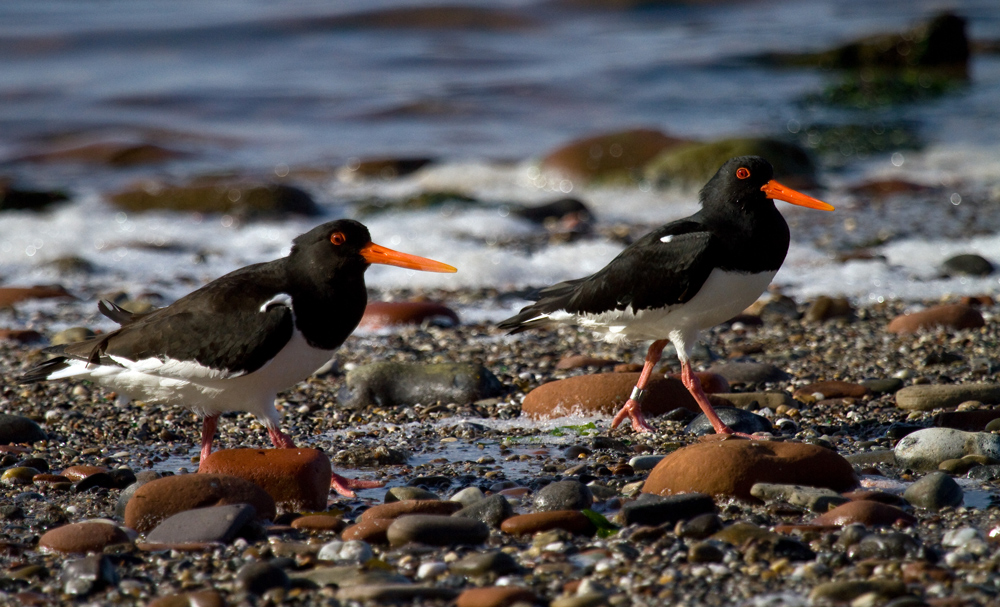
left=0, top=286, right=73, bottom=308
left=341, top=518, right=393, bottom=544
left=290, top=515, right=345, bottom=532
left=199, top=448, right=331, bottom=512
left=38, top=521, right=131, bottom=554
left=61, top=465, right=109, bottom=481
left=360, top=301, right=458, bottom=329
left=793, top=381, right=870, bottom=399
left=643, top=438, right=858, bottom=501
left=359, top=499, right=462, bottom=522
left=456, top=587, right=538, bottom=607
left=521, top=373, right=700, bottom=420
left=887, top=304, right=984, bottom=334
left=125, top=473, right=275, bottom=533
left=812, top=500, right=916, bottom=527
left=499, top=511, right=595, bottom=536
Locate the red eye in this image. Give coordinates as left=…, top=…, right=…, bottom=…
left=736, top=167, right=751, bottom=180
left=330, top=232, right=346, bottom=246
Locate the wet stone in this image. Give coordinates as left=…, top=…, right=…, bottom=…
left=124, top=473, right=276, bottom=533
left=453, top=493, right=513, bottom=528
left=73, top=472, right=118, bottom=493
left=145, top=504, right=257, bottom=545
left=387, top=514, right=489, bottom=547
left=62, top=555, right=119, bottom=597
left=341, top=362, right=504, bottom=408
left=290, top=514, right=345, bottom=532
left=903, top=471, right=964, bottom=510
left=341, top=518, right=393, bottom=544
left=887, top=304, right=985, bottom=334
left=618, top=493, right=716, bottom=527
left=236, top=560, right=290, bottom=596
left=533, top=479, right=593, bottom=512
left=750, top=483, right=850, bottom=512
left=967, top=464, right=1000, bottom=481
left=684, top=407, right=773, bottom=436
left=361, top=499, right=462, bottom=521
left=500, top=510, right=596, bottom=537
left=449, top=550, right=520, bottom=577
left=0, top=414, right=47, bottom=445
left=942, top=253, right=993, bottom=276
left=812, top=500, right=916, bottom=528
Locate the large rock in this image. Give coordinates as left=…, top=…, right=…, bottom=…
left=895, top=383, right=1000, bottom=411
left=124, top=474, right=275, bottom=533
left=812, top=500, right=916, bottom=527
left=386, top=514, right=489, bottom=547
left=109, top=179, right=319, bottom=218
left=145, top=504, right=258, bottom=545
left=521, top=373, right=700, bottom=420
left=894, top=428, right=1000, bottom=471
left=38, top=521, right=131, bottom=554
left=341, top=362, right=503, bottom=408
left=540, top=128, right=688, bottom=184
left=643, top=438, right=858, bottom=500
left=19, top=141, right=188, bottom=166
left=645, top=138, right=816, bottom=189
left=198, top=448, right=331, bottom=512
left=0, top=414, right=47, bottom=445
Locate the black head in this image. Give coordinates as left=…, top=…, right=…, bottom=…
left=700, top=156, right=833, bottom=213
left=290, top=219, right=456, bottom=274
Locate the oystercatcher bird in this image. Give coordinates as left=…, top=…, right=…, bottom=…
left=19, top=219, right=456, bottom=496
left=499, top=156, right=833, bottom=435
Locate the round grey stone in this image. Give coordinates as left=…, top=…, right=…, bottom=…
left=894, top=428, right=1000, bottom=471
left=453, top=493, right=512, bottom=528
left=533, top=480, right=593, bottom=512
left=903, top=471, right=963, bottom=510
left=387, top=514, right=489, bottom=547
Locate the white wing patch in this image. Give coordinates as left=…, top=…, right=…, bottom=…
left=260, top=293, right=293, bottom=313
left=660, top=235, right=674, bottom=243
left=108, top=354, right=244, bottom=380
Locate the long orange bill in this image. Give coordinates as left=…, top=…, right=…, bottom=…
left=761, top=180, right=835, bottom=211
left=360, top=242, right=457, bottom=273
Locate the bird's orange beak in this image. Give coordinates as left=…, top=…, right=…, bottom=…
left=761, top=180, right=834, bottom=211
left=360, top=242, right=457, bottom=273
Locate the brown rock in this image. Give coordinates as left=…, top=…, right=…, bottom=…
left=812, top=500, right=916, bottom=527
left=804, top=296, right=854, bottom=322
left=108, top=178, right=318, bottom=218
left=887, top=304, right=984, bottom=334
left=19, top=142, right=188, bottom=166
left=521, top=373, right=699, bottom=420
left=341, top=518, right=393, bottom=544
left=0, top=286, right=74, bottom=308
left=32, top=474, right=71, bottom=484
left=848, top=178, right=929, bottom=198
left=199, top=448, right=331, bottom=512
left=359, top=301, right=459, bottom=329
left=793, top=381, right=870, bottom=400
left=555, top=355, right=621, bottom=370
left=456, top=587, right=538, bottom=607
left=359, top=499, right=462, bottom=522
left=61, top=465, right=109, bottom=481
left=499, top=510, right=596, bottom=536
left=643, top=439, right=858, bottom=501
left=340, top=157, right=434, bottom=180
left=540, top=128, right=687, bottom=183
left=147, top=590, right=225, bottom=607
left=934, top=409, right=1000, bottom=432
left=38, top=521, right=131, bottom=554
left=290, top=515, right=345, bottom=532
left=960, top=295, right=994, bottom=307
left=124, top=473, right=276, bottom=533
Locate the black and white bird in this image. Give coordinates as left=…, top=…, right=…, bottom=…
left=19, top=219, right=456, bottom=496
left=499, top=156, right=833, bottom=435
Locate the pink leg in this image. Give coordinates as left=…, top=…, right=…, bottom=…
left=611, top=340, right=667, bottom=433
left=198, top=414, right=219, bottom=472
left=680, top=361, right=756, bottom=439
left=267, top=426, right=384, bottom=498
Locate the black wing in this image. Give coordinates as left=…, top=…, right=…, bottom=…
left=43, top=268, right=295, bottom=379
left=499, top=220, right=718, bottom=332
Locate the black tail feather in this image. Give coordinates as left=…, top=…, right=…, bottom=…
left=17, top=357, right=71, bottom=384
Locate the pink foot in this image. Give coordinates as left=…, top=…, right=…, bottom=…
left=331, top=472, right=385, bottom=498
left=610, top=398, right=655, bottom=433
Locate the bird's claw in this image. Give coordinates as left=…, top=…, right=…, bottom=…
left=331, top=472, right=384, bottom=498
left=611, top=398, right=654, bottom=434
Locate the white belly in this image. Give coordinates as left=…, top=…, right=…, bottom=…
left=569, top=268, right=777, bottom=343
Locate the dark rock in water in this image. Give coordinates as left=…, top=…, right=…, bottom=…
left=533, top=480, right=593, bottom=512
left=0, top=181, right=69, bottom=212
left=146, top=504, right=257, bottom=545
left=109, top=179, right=319, bottom=218
left=341, top=362, right=504, bottom=409
left=799, top=122, right=924, bottom=165
left=541, top=128, right=687, bottom=184
left=764, top=12, right=968, bottom=70
left=62, top=555, right=119, bottom=596
left=355, top=190, right=478, bottom=216
left=0, top=414, right=47, bottom=445
left=942, top=253, right=993, bottom=277
left=453, top=494, right=513, bottom=529
left=903, top=472, right=963, bottom=510
left=44, top=256, right=97, bottom=275
left=237, top=561, right=290, bottom=596
left=705, top=362, right=789, bottom=385
left=967, top=464, right=1000, bottom=481
left=340, top=156, right=434, bottom=180
left=685, top=407, right=773, bottom=436
left=645, top=138, right=816, bottom=189
left=618, top=492, right=716, bottom=527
